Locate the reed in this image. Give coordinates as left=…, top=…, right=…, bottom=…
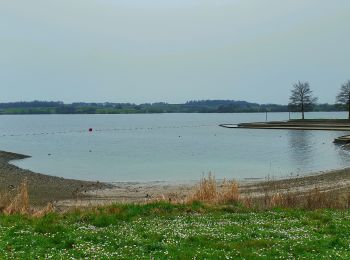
left=218, top=179, right=240, bottom=203
left=186, top=174, right=350, bottom=210
left=188, top=174, right=240, bottom=204
left=32, top=202, right=55, bottom=218
left=0, top=179, right=54, bottom=216
left=189, top=173, right=217, bottom=202
left=0, top=191, right=12, bottom=212
left=4, top=179, right=29, bottom=215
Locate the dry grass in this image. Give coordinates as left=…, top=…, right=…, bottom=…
left=3, top=179, right=30, bottom=215
left=218, top=179, right=240, bottom=203
left=0, top=179, right=54, bottom=216
left=186, top=174, right=350, bottom=210
left=188, top=174, right=240, bottom=204
left=189, top=173, right=217, bottom=202
left=0, top=192, right=12, bottom=212
left=2, top=175, right=350, bottom=216
left=250, top=187, right=350, bottom=210
left=32, top=203, right=55, bottom=218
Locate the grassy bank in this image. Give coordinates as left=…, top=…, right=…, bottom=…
left=1, top=202, right=350, bottom=259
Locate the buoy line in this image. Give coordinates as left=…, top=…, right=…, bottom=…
left=0, top=124, right=218, bottom=138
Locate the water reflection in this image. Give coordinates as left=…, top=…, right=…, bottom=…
left=287, top=130, right=314, bottom=173
left=335, top=143, right=350, bottom=166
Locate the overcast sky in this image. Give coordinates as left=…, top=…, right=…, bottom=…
left=1, top=0, right=349, bottom=104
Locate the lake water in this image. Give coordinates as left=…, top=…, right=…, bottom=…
left=0, top=112, right=349, bottom=182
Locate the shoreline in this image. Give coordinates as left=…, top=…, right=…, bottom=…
left=0, top=151, right=112, bottom=207
left=2, top=150, right=350, bottom=207
left=221, top=119, right=350, bottom=132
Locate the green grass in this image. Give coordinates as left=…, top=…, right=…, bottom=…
left=1, top=202, right=350, bottom=259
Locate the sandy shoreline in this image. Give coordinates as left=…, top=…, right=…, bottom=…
left=1, top=150, right=350, bottom=207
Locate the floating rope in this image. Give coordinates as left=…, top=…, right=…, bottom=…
left=0, top=124, right=217, bottom=138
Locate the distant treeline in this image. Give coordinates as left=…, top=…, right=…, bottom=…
left=0, top=100, right=344, bottom=114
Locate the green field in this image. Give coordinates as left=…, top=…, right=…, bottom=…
left=1, top=202, right=350, bottom=259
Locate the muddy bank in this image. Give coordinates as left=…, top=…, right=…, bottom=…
left=0, top=151, right=112, bottom=206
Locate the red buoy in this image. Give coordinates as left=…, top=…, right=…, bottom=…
left=88, top=128, right=93, bottom=132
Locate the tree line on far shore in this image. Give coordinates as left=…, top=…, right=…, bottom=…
left=0, top=82, right=349, bottom=116
left=0, top=100, right=342, bottom=115
left=289, top=80, right=350, bottom=119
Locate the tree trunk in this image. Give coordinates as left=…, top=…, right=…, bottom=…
left=301, top=102, right=304, bottom=120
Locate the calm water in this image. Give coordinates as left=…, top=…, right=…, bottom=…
left=0, top=112, right=349, bottom=182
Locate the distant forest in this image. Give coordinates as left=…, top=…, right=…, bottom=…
left=0, top=100, right=344, bottom=115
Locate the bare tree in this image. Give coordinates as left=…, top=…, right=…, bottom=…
left=289, top=81, right=317, bottom=120
left=336, top=80, right=350, bottom=120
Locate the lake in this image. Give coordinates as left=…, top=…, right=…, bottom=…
left=0, top=112, right=349, bottom=182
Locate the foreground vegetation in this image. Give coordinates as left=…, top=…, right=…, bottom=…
left=2, top=176, right=350, bottom=258
left=1, top=203, right=350, bottom=259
